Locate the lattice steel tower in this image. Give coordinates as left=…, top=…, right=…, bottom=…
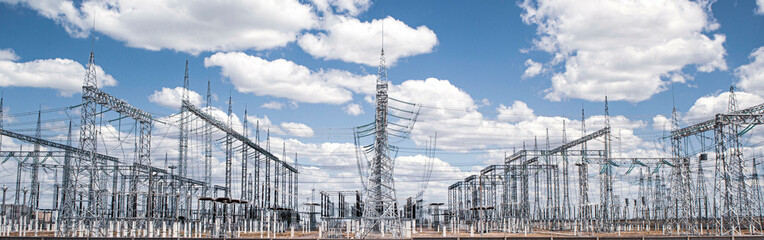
left=360, top=47, right=402, bottom=238
left=178, top=60, right=190, bottom=219
left=600, top=97, right=613, bottom=230
left=64, top=49, right=103, bottom=236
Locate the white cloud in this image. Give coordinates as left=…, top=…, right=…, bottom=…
left=758, top=0, right=764, bottom=15
left=0, top=53, right=117, bottom=96
left=2, top=0, right=317, bottom=54
left=148, top=87, right=203, bottom=109
left=497, top=101, right=536, bottom=122
left=246, top=115, right=314, bottom=138
left=261, top=101, right=285, bottom=110
left=391, top=78, right=477, bottom=121
left=323, top=69, right=377, bottom=95
left=0, top=49, right=18, bottom=61
left=298, top=15, right=438, bottom=66
left=280, top=122, right=315, bottom=137
left=204, top=52, right=374, bottom=104
left=736, top=46, right=764, bottom=96
left=312, top=0, right=371, bottom=16
left=520, top=0, right=727, bottom=102
left=652, top=114, right=671, bottom=131
left=684, top=90, right=764, bottom=123
left=343, top=103, right=363, bottom=116
left=522, top=59, right=542, bottom=78
left=274, top=137, right=357, bottom=167
left=246, top=115, right=283, bottom=136
left=480, top=98, right=491, bottom=107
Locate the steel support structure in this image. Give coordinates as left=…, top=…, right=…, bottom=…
left=360, top=48, right=402, bottom=238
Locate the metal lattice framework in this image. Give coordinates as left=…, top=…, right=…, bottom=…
left=182, top=96, right=298, bottom=237
left=72, top=61, right=153, bottom=237
left=445, top=89, right=764, bottom=237
left=178, top=60, right=190, bottom=221
left=320, top=190, right=363, bottom=238
left=66, top=51, right=103, bottom=236
left=670, top=87, right=764, bottom=235
left=360, top=48, right=403, bottom=238
left=0, top=52, right=302, bottom=238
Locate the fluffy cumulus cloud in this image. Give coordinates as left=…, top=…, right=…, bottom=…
left=204, top=52, right=375, bottom=105
left=246, top=114, right=283, bottom=135
left=736, top=46, right=764, bottom=96
left=245, top=115, right=314, bottom=138
left=652, top=114, right=671, bottom=131
left=522, top=59, right=542, bottom=78
left=520, top=0, right=727, bottom=102
left=0, top=50, right=117, bottom=96
left=260, top=101, right=285, bottom=110
left=148, top=87, right=203, bottom=109
left=298, top=15, right=438, bottom=66
left=343, top=103, right=364, bottom=116
left=280, top=122, right=315, bottom=137
left=262, top=101, right=300, bottom=110
left=0, top=49, right=18, bottom=61
left=497, top=101, right=536, bottom=122
left=684, top=90, right=764, bottom=123
left=312, top=0, right=371, bottom=16
left=0, top=0, right=317, bottom=54
left=391, top=78, right=477, bottom=121
left=758, top=0, right=764, bottom=15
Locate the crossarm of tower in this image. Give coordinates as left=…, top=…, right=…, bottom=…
left=505, top=149, right=605, bottom=164
left=505, top=150, right=527, bottom=164
left=84, top=86, right=153, bottom=124
left=716, top=113, right=764, bottom=125
left=0, top=128, right=118, bottom=162
left=2, top=151, right=60, bottom=166
left=505, top=127, right=609, bottom=165
left=669, top=119, right=714, bottom=140
left=184, top=102, right=297, bottom=173
left=584, top=157, right=687, bottom=166
left=1, top=151, right=68, bottom=159
left=448, top=181, right=462, bottom=190
left=480, top=164, right=500, bottom=174
left=670, top=102, right=764, bottom=139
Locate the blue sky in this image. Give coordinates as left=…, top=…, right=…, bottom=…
left=1, top=0, right=764, bottom=204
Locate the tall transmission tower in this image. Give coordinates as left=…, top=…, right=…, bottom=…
left=360, top=47, right=402, bottom=238
left=751, top=158, right=762, bottom=218
left=669, top=90, right=696, bottom=234
left=561, top=120, right=571, bottom=221
left=31, top=109, right=41, bottom=213
left=242, top=107, right=249, bottom=201
left=713, top=86, right=758, bottom=234
left=67, top=49, right=103, bottom=236
left=224, top=94, right=233, bottom=236
left=178, top=60, right=190, bottom=219
left=204, top=80, right=212, bottom=202
left=600, top=97, right=613, bottom=230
